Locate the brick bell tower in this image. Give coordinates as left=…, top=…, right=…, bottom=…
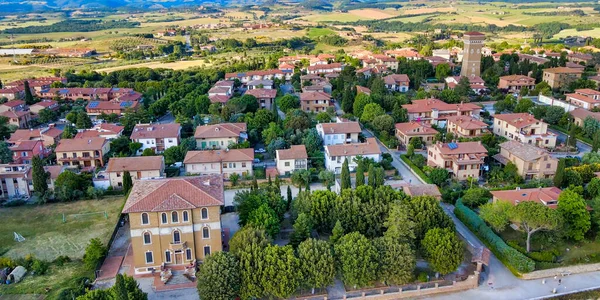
left=461, top=32, right=485, bottom=78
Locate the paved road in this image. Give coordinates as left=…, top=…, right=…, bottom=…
left=362, top=128, right=424, bottom=185
left=548, top=128, right=592, bottom=157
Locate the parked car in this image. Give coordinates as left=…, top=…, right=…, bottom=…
left=254, top=148, right=266, bottom=153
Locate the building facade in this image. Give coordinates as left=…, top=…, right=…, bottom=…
left=106, top=156, right=165, bottom=189
left=55, top=137, right=110, bottom=168
left=324, top=138, right=381, bottom=173
left=492, top=113, right=557, bottom=148
left=395, top=122, right=438, bottom=146
left=461, top=32, right=485, bottom=78
left=122, top=176, right=224, bottom=274
left=194, top=123, right=247, bottom=150
left=493, top=141, right=558, bottom=180
left=427, top=141, right=488, bottom=180
left=445, top=116, right=488, bottom=138
left=276, top=145, right=308, bottom=176
left=184, top=149, right=254, bottom=178
left=542, top=67, right=583, bottom=89
left=316, top=122, right=361, bottom=146
left=131, top=124, right=181, bottom=155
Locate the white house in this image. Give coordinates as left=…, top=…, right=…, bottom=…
left=130, top=123, right=181, bottom=155
left=247, top=80, right=273, bottom=90
left=324, top=138, right=381, bottom=173
left=316, top=121, right=361, bottom=146
left=276, top=145, right=308, bottom=176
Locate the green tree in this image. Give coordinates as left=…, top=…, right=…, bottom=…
left=510, top=201, right=562, bottom=252
left=122, top=171, right=133, bottom=193
left=514, top=98, right=534, bottom=113
left=298, top=239, right=336, bottom=294
left=462, top=187, right=491, bottom=208
left=422, top=228, right=463, bottom=275
left=83, top=238, right=107, bottom=271
left=278, top=94, right=300, bottom=113
left=318, top=170, right=335, bottom=190
left=23, top=81, right=35, bottom=105
left=291, top=169, right=311, bottom=188
left=129, top=142, right=143, bottom=155
left=355, top=161, right=365, bottom=187
left=341, top=86, right=355, bottom=113
left=341, top=158, right=351, bottom=190
left=38, top=108, right=57, bottom=124
left=65, top=111, right=78, bottom=124
left=0, top=141, right=13, bottom=164
left=75, top=111, right=93, bottom=129
left=479, top=201, right=512, bottom=232
left=230, top=173, right=240, bottom=186
left=287, top=185, right=293, bottom=211
left=374, top=237, right=415, bottom=285
left=554, top=159, right=566, bottom=187
left=374, top=167, right=385, bottom=187
left=592, top=131, right=600, bottom=153
left=429, top=168, right=449, bottom=186
left=435, top=63, right=451, bottom=81
left=558, top=189, right=591, bottom=241
left=454, top=76, right=473, bottom=99
left=334, top=232, right=378, bottom=288
left=384, top=201, right=416, bottom=244
left=61, top=124, right=77, bottom=139
left=410, top=195, right=454, bottom=240
left=353, top=93, right=372, bottom=119
left=290, top=213, right=312, bottom=247
left=197, top=252, right=240, bottom=300
left=406, top=144, right=414, bottom=157
left=331, top=220, right=344, bottom=244
left=141, top=148, right=155, bottom=156
left=367, top=164, right=376, bottom=187
left=371, top=115, right=395, bottom=134
left=262, top=122, right=284, bottom=146
left=261, top=245, right=300, bottom=299
left=229, top=227, right=269, bottom=299
left=587, top=178, right=600, bottom=199
left=360, top=103, right=384, bottom=123
left=247, top=204, right=280, bottom=238
left=112, top=274, right=129, bottom=300
left=568, top=123, right=578, bottom=147
left=32, top=155, right=49, bottom=197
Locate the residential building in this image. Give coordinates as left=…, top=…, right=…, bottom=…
left=445, top=116, right=488, bottom=137
left=300, top=91, right=331, bottom=113
left=184, top=149, right=254, bottom=178
left=570, top=108, right=600, bottom=127
left=497, top=75, right=536, bottom=93
left=492, top=113, right=557, bottom=148
left=208, top=81, right=234, bottom=98
left=247, top=80, right=273, bottom=90
left=86, top=100, right=140, bottom=116
left=565, top=89, right=600, bottom=110
left=74, top=123, right=124, bottom=140
left=10, top=140, right=44, bottom=164
left=383, top=74, right=410, bottom=92
left=29, top=100, right=59, bottom=114
left=324, top=138, right=381, bottom=173
left=131, top=124, right=181, bottom=155
left=402, top=98, right=482, bottom=125
left=122, top=175, right=224, bottom=274
left=39, top=88, right=141, bottom=102
left=8, top=125, right=62, bottom=147
left=0, top=87, right=24, bottom=100
left=493, top=140, right=558, bottom=180
left=0, top=100, right=26, bottom=113
left=461, top=32, right=485, bottom=78
left=568, top=52, right=593, bottom=65
left=491, top=187, right=562, bottom=209
left=44, top=165, right=65, bottom=190
left=445, top=75, right=487, bottom=94
left=276, top=145, right=308, bottom=176
left=427, top=141, right=488, bottom=180
left=224, top=69, right=292, bottom=84
left=1, top=110, right=31, bottom=129
left=194, top=123, right=247, bottom=150
left=305, top=63, right=343, bottom=75
left=55, top=137, right=110, bottom=168
left=245, top=89, right=277, bottom=110
left=542, top=67, right=583, bottom=89
left=300, top=74, right=325, bottom=86
left=106, top=156, right=165, bottom=189
left=395, top=122, right=438, bottom=146
left=356, top=86, right=371, bottom=95
left=384, top=48, right=421, bottom=60
left=302, top=81, right=332, bottom=94
left=0, top=164, right=32, bottom=199
left=316, top=121, right=361, bottom=146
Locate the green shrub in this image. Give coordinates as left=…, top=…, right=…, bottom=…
left=528, top=251, right=556, bottom=263
left=53, top=256, right=71, bottom=266
left=454, top=199, right=535, bottom=274
left=417, top=272, right=428, bottom=282
left=31, top=259, right=49, bottom=275
left=400, top=155, right=433, bottom=184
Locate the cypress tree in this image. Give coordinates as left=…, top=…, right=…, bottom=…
left=355, top=162, right=365, bottom=187
left=331, top=220, right=344, bottom=244
left=287, top=185, right=293, bottom=211
left=112, top=274, right=129, bottom=300
left=31, top=155, right=48, bottom=196
left=554, top=159, right=565, bottom=188
left=252, top=176, right=258, bottom=190
left=23, top=81, right=35, bottom=105
left=268, top=174, right=272, bottom=186
left=123, top=171, right=133, bottom=193
left=568, top=123, right=577, bottom=147
left=341, top=158, right=351, bottom=190
left=275, top=175, right=281, bottom=190
left=593, top=131, right=600, bottom=153
left=367, top=164, right=376, bottom=187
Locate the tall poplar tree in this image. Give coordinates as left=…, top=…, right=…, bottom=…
left=32, top=155, right=49, bottom=197
left=340, top=158, right=351, bottom=190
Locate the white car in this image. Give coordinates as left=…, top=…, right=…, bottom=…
left=254, top=148, right=266, bottom=153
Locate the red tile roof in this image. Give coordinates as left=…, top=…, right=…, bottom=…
left=10, top=140, right=41, bottom=151
left=106, top=156, right=164, bottom=173
left=493, top=113, right=541, bottom=128
left=277, top=145, right=308, bottom=160
left=55, top=137, right=107, bottom=152
left=325, top=138, right=381, bottom=157
left=395, top=122, right=438, bottom=135
left=122, top=176, right=224, bottom=213
left=446, top=116, right=488, bottom=130
left=245, top=88, right=277, bottom=99
left=130, top=123, right=181, bottom=140
left=491, top=187, right=561, bottom=209
left=318, top=122, right=361, bottom=135
left=300, top=91, right=330, bottom=101
left=403, top=98, right=481, bottom=114
left=434, top=141, right=488, bottom=155
left=194, top=123, right=246, bottom=139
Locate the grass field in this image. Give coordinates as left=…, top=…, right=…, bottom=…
left=307, top=27, right=336, bottom=38
left=554, top=28, right=600, bottom=39
left=0, top=196, right=125, bottom=261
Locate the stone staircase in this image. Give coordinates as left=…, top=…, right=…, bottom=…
left=166, top=270, right=194, bottom=285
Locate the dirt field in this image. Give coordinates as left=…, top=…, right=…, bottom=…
left=348, top=9, right=396, bottom=20
left=95, top=59, right=210, bottom=73
left=401, top=7, right=456, bottom=15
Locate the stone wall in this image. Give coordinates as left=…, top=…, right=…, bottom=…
left=522, top=263, right=600, bottom=280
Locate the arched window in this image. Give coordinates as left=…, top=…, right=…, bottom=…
left=165, top=251, right=172, bottom=263
left=161, top=213, right=167, bottom=224
left=202, top=227, right=210, bottom=239
left=183, top=211, right=189, bottom=222
left=143, top=232, right=151, bottom=245
left=203, top=246, right=211, bottom=256
left=141, top=213, right=149, bottom=225
left=173, top=230, right=181, bottom=244
left=171, top=211, right=179, bottom=223
left=201, top=208, right=208, bottom=219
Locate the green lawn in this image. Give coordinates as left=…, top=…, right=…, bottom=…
left=307, top=27, right=336, bottom=38
left=0, top=196, right=125, bottom=260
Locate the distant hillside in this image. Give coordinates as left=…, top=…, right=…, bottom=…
left=0, top=0, right=229, bottom=13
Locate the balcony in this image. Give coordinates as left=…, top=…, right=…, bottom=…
left=169, top=241, right=187, bottom=250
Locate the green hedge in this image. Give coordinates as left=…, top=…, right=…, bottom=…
left=400, top=154, right=433, bottom=184
left=454, top=199, right=535, bottom=274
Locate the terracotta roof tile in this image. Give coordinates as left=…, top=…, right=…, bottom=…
left=325, top=138, right=381, bottom=157
left=194, top=123, right=246, bottom=139
left=300, top=91, right=330, bottom=101
left=446, top=116, right=488, bottom=130
left=245, top=88, right=277, bottom=99
left=184, top=149, right=254, bottom=164
left=493, top=113, right=541, bottom=128
left=55, top=137, right=107, bottom=152
left=434, top=141, right=488, bottom=155
left=277, top=145, right=308, bottom=160
left=570, top=108, right=600, bottom=122
left=491, top=187, right=561, bottom=209
left=130, top=123, right=180, bottom=140
left=122, top=175, right=224, bottom=213
left=395, top=122, right=438, bottom=135
left=403, top=98, right=481, bottom=114
left=318, top=122, right=361, bottom=135
left=106, top=156, right=164, bottom=173
left=499, top=140, right=552, bottom=162
left=543, top=67, right=583, bottom=74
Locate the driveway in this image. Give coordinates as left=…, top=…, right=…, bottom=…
left=548, top=128, right=592, bottom=157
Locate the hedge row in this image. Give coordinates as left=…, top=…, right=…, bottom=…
left=400, top=154, right=433, bottom=184
left=454, top=199, right=535, bottom=274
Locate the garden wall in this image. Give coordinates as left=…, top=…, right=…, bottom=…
left=522, top=263, right=600, bottom=280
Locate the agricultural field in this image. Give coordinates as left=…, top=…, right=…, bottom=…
left=0, top=196, right=125, bottom=261
left=95, top=59, right=212, bottom=73
left=307, top=27, right=336, bottom=38
left=554, top=28, right=600, bottom=39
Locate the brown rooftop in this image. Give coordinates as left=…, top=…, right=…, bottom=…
left=55, top=137, right=107, bottom=152
left=277, top=145, right=308, bottom=160
left=194, top=123, right=246, bottom=139
left=395, top=122, right=438, bottom=135
left=300, top=91, right=330, bottom=101
left=446, top=116, right=488, bottom=130
left=325, top=138, right=381, bottom=157
left=435, top=141, right=488, bottom=155
left=318, top=122, right=362, bottom=135
left=570, top=108, right=600, bottom=122
left=543, top=67, right=583, bottom=74
left=130, top=123, right=180, bottom=140
left=184, top=149, right=254, bottom=164
left=122, top=176, right=224, bottom=213
left=499, top=140, right=550, bottom=162
left=491, top=187, right=561, bottom=209
left=106, top=156, right=164, bottom=173
left=493, top=113, right=541, bottom=128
